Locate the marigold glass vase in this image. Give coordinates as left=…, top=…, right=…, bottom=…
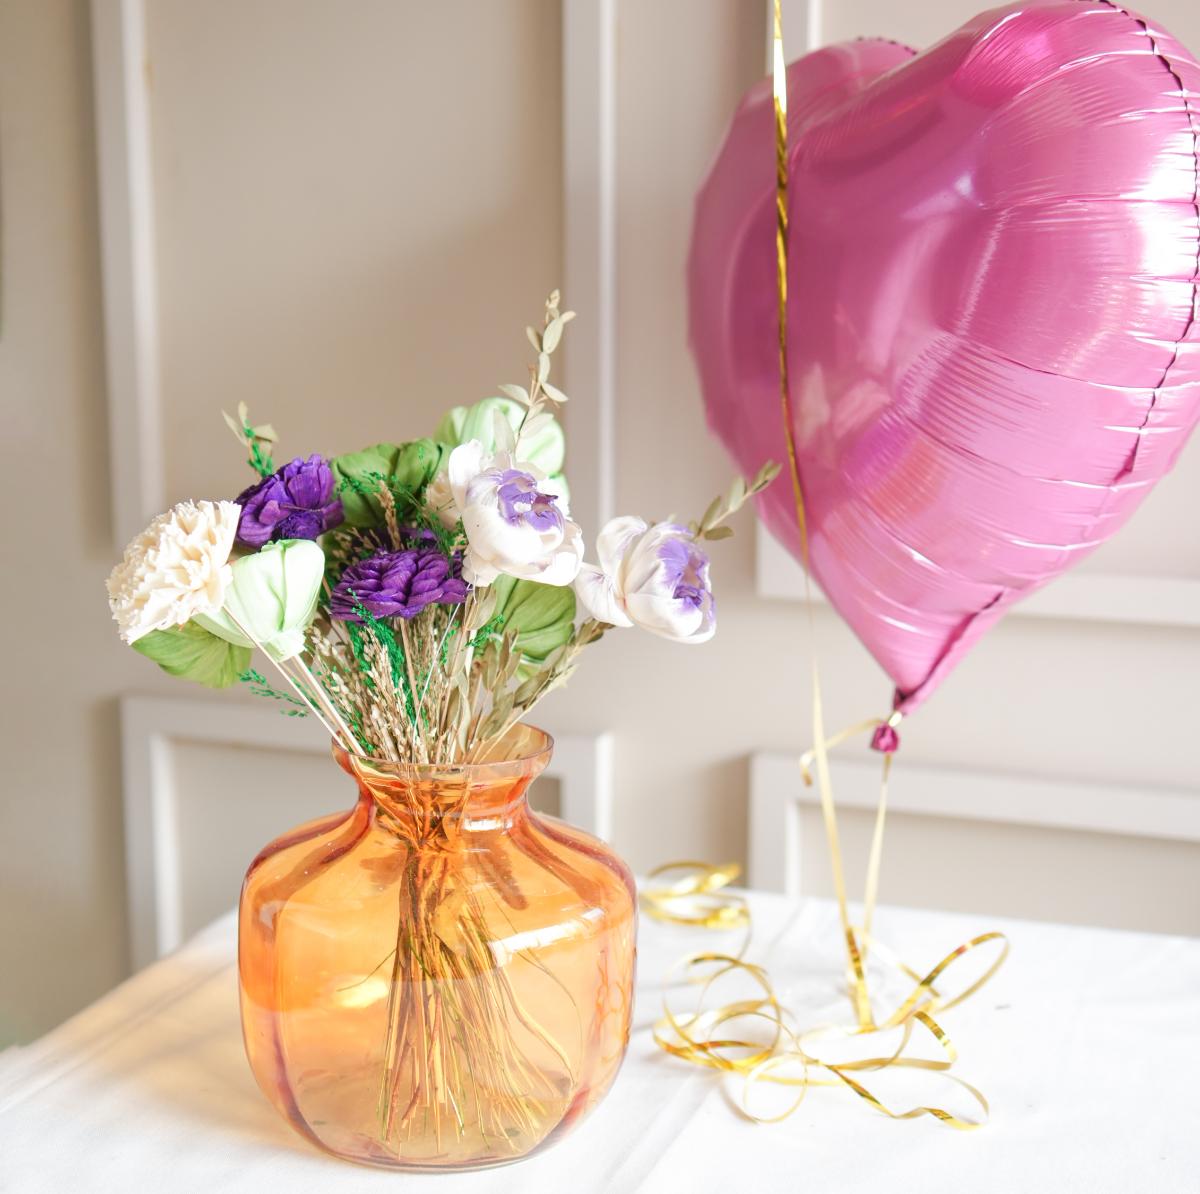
left=238, top=725, right=637, bottom=1171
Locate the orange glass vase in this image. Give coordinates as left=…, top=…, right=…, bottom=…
left=238, top=725, right=636, bottom=1171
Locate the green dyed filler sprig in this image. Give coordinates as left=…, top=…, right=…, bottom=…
left=468, top=613, right=506, bottom=652
left=238, top=668, right=308, bottom=716
left=347, top=602, right=418, bottom=721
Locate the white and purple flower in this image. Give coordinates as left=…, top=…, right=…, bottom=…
left=447, top=441, right=583, bottom=587
left=575, top=517, right=716, bottom=643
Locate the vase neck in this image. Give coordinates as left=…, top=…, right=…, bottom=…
left=363, top=781, right=533, bottom=838
left=332, top=726, right=552, bottom=841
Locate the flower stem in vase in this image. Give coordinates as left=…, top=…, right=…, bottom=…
left=369, top=802, right=579, bottom=1161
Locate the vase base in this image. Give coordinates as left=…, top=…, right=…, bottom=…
left=292, top=1107, right=572, bottom=1174
left=312, top=1150, right=546, bottom=1175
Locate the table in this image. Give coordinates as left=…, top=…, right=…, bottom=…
left=2, top=892, right=1197, bottom=1193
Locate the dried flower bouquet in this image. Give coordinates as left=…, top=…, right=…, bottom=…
left=107, top=291, right=777, bottom=764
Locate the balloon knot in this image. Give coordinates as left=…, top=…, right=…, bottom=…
left=870, top=723, right=900, bottom=754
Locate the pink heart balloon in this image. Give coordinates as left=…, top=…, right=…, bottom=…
left=690, top=0, right=1200, bottom=713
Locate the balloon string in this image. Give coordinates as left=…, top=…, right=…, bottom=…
left=772, top=0, right=879, bottom=1028
left=643, top=3, right=1009, bottom=1128
left=771, top=0, right=1010, bottom=1051
left=798, top=711, right=899, bottom=972
left=771, top=0, right=799, bottom=542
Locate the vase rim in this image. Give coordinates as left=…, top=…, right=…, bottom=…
left=335, top=723, right=554, bottom=783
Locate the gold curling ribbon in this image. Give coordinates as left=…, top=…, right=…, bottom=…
left=644, top=861, right=1009, bottom=1128
left=642, top=862, right=751, bottom=936
left=644, top=0, right=1009, bottom=1128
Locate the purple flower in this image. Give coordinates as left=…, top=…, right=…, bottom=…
left=236, top=455, right=343, bottom=548
left=399, top=524, right=441, bottom=545
left=331, top=549, right=467, bottom=622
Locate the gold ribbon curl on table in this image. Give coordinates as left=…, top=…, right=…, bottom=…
left=643, top=1, right=1009, bottom=1129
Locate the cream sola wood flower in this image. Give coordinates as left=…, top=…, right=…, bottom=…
left=106, top=500, right=241, bottom=644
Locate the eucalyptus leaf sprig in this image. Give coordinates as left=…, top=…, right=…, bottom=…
left=691, top=460, right=781, bottom=542
left=494, top=290, right=574, bottom=457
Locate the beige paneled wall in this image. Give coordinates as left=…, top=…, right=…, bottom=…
left=1, top=0, right=1197, bottom=1048
left=0, top=0, right=141, bottom=1047
left=147, top=0, right=564, bottom=507
left=799, top=807, right=1200, bottom=934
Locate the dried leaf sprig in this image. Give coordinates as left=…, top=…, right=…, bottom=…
left=691, top=461, right=781, bottom=542
left=494, top=290, right=574, bottom=456
left=222, top=401, right=278, bottom=478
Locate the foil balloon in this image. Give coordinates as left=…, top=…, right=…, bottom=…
left=690, top=1, right=1200, bottom=713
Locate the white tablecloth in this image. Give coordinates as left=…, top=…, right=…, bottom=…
left=2, top=892, right=1197, bottom=1193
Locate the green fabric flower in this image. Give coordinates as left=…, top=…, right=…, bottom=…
left=330, top=439, right=448, bottom=527
left=195, top=539, right=325, bottom=661
left=132, top=620, right=251, bottom=688
left=436, top=397, right=566, bottom=485
left=492, top=575, right=576, bottom=671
